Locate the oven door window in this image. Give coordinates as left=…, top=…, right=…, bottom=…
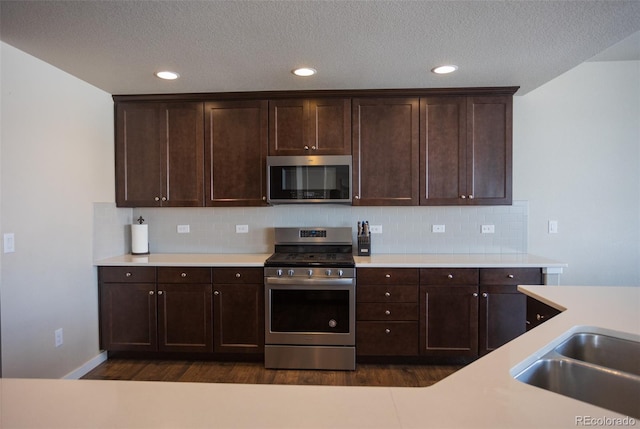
left=269, top=164, right=350, bottom=200
left=270, top=289, right=350, bottom=333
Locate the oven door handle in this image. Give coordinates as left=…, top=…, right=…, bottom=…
left=265, top=277, right=355, bottom=287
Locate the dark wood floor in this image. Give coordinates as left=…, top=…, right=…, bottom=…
left=82, top=358, right=466, bottom=387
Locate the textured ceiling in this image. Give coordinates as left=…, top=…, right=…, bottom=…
left=1, top=1, right=639, bottom=96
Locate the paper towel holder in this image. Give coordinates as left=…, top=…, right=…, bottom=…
left=131, top=216, right=150, bottom=255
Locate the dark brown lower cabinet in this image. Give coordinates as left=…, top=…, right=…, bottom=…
left=526, top=296, right=562, bottom=331
left=99, top=267, right=214, bottom=353
left=212, top=268, right=264, bottom=354
left=478, top=284, right=525, bottom=355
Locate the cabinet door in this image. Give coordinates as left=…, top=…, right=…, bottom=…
left=115, top=103, right=164, bottom=206
left=115, top=102, right=204, bottom=207
left=466, top=96, right=512, bottom=205
left=419, top=285, right=479, bottom=357
left=213, top=283, right=264, bottom=353
left=308, top=98, right=351, bottom=155
left=420, top=97, right=467, bottom=205
left=269, top=99, right=306, bottom=155
left=478, top=284, right=526, bottom=355
left=99, top=282, right=157, bottom=351
left=163, top=102, right=205, bottom=207
left=352, top=98, right=419, bottom=205
left=157, top=283, right=213, bottom=353
left=205, top=100, right=268, bottom=206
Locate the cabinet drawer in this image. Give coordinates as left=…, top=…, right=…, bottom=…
left=357, top=284, right=418, bottom=303
left=420, top=268, right=479, bottom=285
left=480, top=268, right=542, bottom=285
left=357, top=268, right=418, bottom=285
left=213, top=267, right=263, bottom=284
left=157, top=267, right=212, bottom=284
left=356, top=321, right=419, bottom=356
left=357, top=303, right=418, bottom=321
left=100, top=266, right=156, bottom=283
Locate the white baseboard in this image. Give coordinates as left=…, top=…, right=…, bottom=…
left=63, top=351, right=108, bottom=380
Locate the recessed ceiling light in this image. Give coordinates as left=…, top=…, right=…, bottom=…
left=155, top=71, right=180, bottom=80
left=292, top=67, right=317, bottom=77
left=431, top=65, right=458, bottom=74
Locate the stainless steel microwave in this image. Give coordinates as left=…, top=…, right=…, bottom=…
left=266, top=155, right=352, bottom=204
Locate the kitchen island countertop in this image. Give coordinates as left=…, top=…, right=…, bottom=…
left=2, top=284, right=638, bottom=428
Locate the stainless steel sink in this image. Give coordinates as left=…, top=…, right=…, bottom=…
left=513, top=330, right=640, bottom=418
left=554, top=333, right=640, bottom=376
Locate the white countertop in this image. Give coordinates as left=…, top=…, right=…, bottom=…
left=95, top=253, right=567, bottom=269
left=2, top=284, right=638, bottom=428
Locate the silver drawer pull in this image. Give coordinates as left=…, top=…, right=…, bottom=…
left=125, top=272, right=132, bottom=277
left=214, top=291, right=220, bottom=296
left=235, top=273, right=241, bottom=278
left=507, top=274, right=514, bottom=279
left=447, top=274, right=453, bottom=279
left=385, top=310, right=391, bottom=315
left=181, top=272, right=187, bottom=278
left=385, top=274, right=391, bottom=278
left=148, top=291, right=154, bottom=295
left=158, top=291, right=163, bottom=295
left=384, top=292, right=391, bottom=297
left=385, top=328, right=391, bottom=334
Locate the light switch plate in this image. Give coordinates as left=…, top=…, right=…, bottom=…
left=236, top=224, right=249, bottom=234
left=432, top=225, right=445, bottom=233
left=369, top=225, right=383, bottom=234
left=548, top=220, right=559, bottom=234
left=177, top=225, right=190, bottom=233
left=481, top=225, right=495, bottom=234
left=3, top=233, right=15, bottom=253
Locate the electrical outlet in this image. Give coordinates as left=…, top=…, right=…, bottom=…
left=481, top=225, right=495, bottom=234
left=369, top=225, right=382, bottom=234
left=54, top=328, right=63, bottom=348
left=3, top=233, right=15, bottom=253
left=432, top=225, right=445, bottom=233
left=236, top=224, right=249, bottom=234
left=177, top=224, right=190, bottom=233
left=548, top=220, right=559, bottom=234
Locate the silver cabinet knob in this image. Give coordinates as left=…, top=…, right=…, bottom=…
left=311, top=146, right=317, bottom=150
left=482, top=292, right=488, bottom=298
left=155, top=196, right=160, bottom=201
left=149, top=290, right=154, bottom=295
left=460, top=195, right=466, bottom=199
left=447, top=274, right=454, bottom=279
left=468, top=195, right=474, bottom=199
left=304, top=145, right=309, bottom=150
left=354, top=195, right=360, bottom=200
left=385, top=328, right=391, bottom=334
left=385, top=310, right=391, bottom=315
left=125, top=272, right=132, bottom=277
left=158, top=290, right=163, bottom=295
left=473, top=292, right=478, bottom=297
left=214, top=290, right=220, bottom=296
left=181, top=272, right=187, bottom=278
left=384, top=292, right=391, bottom=297
left=385, top=274, right=391, bottom=278
left=507, top=274, right=514, bottom=279
left=235, top=273, right=241, bottom=278
left=262, top=196, right=266, bottom=201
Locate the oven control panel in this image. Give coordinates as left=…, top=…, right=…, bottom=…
left=265, top=267, right=355, bottom=279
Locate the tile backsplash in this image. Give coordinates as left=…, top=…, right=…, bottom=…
left=93, top=202, right=528, bottom=259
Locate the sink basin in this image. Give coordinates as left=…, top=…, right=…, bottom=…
left=514, top=330, right=640, bottom=418
left=515, top=358, right=640, bottom=418
left=554, top=333, right=640, bottom=376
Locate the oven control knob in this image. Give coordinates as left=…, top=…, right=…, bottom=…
left=325, top=269, right=332, bottom=277
left=307, top=269, right=314, bottom=277
left=288, top=269, right=295, bottom=277
left=338, top=269, right=344, bottom=277
left=276, top=269, right=283, bottom=277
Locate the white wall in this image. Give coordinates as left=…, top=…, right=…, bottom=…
left=514, top=60, right=640, bottom=286
left=0, top=42, right=114, bottom=377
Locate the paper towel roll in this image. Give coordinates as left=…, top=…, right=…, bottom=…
left=131, top=224, right=149, bottom=255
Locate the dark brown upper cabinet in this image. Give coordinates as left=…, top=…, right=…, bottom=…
left=268, top=98, right=351, bottom=155
left=205, top=100, right=268, bottom=206
left=420, top=96, right=512, bottom=205
left=352, top=98, right=420, bottom=206
left=115, top=102, right=204, bottom=207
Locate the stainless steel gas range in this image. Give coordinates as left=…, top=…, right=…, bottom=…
left=264, top=227, right=356, bottom=370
